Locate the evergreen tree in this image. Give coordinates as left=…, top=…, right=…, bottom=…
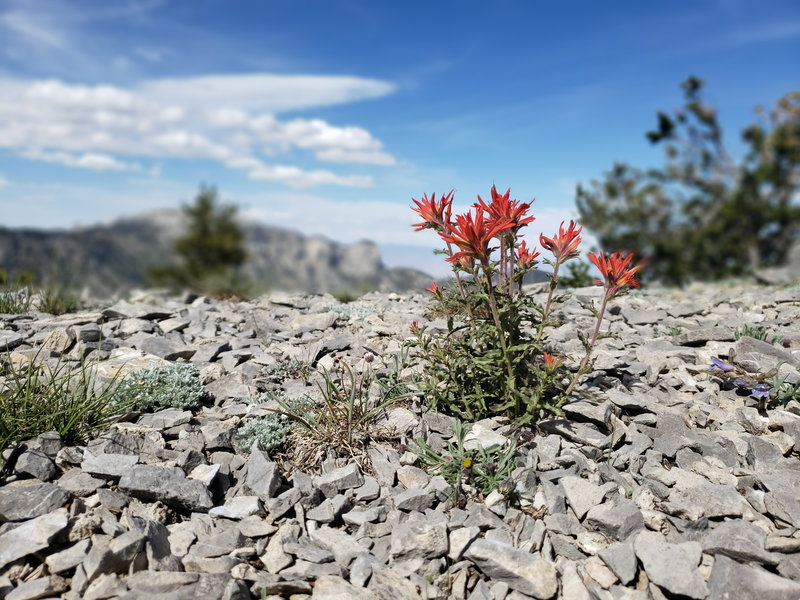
left=150, top=185, right=249, bottom=296
left=576, top=77, right=800, bottom=286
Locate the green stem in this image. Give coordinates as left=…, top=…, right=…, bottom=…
left=535, top=260, right=561, bottom=343
left=563, top=290, right=610, bottom=398
left=482, top=262, right=517, bottom=409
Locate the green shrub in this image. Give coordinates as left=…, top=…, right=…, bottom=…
left=116, top=364, right=205, bottom=412
left=0, top=352, right=134, bottom=462
left=236, top=412, right=290, bottom=453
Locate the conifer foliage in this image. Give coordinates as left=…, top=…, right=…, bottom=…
left=150, top=185, right=249, bottom=298
left=576, top=77, right=800, bottom=286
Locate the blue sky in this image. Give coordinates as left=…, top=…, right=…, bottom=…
left=0, top=0, right=798, bottom=277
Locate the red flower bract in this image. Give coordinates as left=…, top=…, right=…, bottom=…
left=474, top=185, right=535, bottom=231
left=539, top=220, right=583, bottom=262
left=516, top=240, right=540, bottom=270
left=588, top=251, right=642, bottom=297
left=411, top=191, right=454, bottom=232
left=542, top=352, right=564, bottom=371
left=439, top=208, right=514, bottom=266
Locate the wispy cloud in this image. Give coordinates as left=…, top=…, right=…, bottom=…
left=0, top=172, right=8, bottom=188
left=0, top=9, right=65, bottom=49
left=0, top=74, right=397, bottom=187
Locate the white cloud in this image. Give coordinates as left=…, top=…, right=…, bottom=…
left=23, top=149, right=142, bottom=172
left=0, top=73, right=397, bottom=187
left=141, top=74, right=395, bottom=114
left=0, top=173, right=8, bottom=188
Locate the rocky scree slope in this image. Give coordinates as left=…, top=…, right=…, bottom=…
left=0, top=210, right=430, bottom=296
left=0, top=282, right=799, bottom=599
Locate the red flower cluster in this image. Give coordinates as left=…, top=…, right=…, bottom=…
left=474, top=185, right=535, bottom=233
left=539, top=220, right=582, bottom=263
left=588, top=251, right=642, bottom=298
left=411, top=191, right=454, bottom=232
left=410, top=186, right=538, bottom=273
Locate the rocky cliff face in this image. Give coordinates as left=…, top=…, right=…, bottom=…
left=0, top=210, right=431, bottom=296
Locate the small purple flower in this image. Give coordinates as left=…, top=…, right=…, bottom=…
left=710, top=356, right=735, bottom=372
left=751, top=384, right=771, bottom=400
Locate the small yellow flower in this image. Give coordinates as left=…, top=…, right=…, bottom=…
left=462, top=458, right=473, bottom=468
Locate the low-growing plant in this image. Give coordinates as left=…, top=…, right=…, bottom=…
left=707, top=353, right=798, bottom=409
left=412, top=419, right=518, bottom=502
left=36, top=285, right=80, bottom=315
left=272, top=358, right=403, bottom=470
left=408, top=186, right=642, bottom=423
left=0, top=351, right=135, bottom=463
left=236, top=412, right=290, bottom=453
left=264, top=358, right=310, bottom=384
left=734, top=324, right=782, bottom=345
left=326, top=302, right=376, bottom=321
left=0, top=285, right=32, bottom=314
left=115, top=363, right=205, bottom=412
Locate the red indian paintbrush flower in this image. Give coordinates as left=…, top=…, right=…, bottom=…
left=426, top=281, right=441, bottom=296
left=439, top=208, right=514, bottom=266
left=588, top=251, right=642, bottom=298
left=411, top=190, right=454, bottom=232
left=539, top=220, right=583, bottom=262
left=516, top=240, right=540, bottom=270
left=542, top=352, right=564, bottom=371
left=474, top=185, right=535, bottom=231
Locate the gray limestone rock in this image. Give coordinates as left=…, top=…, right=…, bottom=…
left=585, top=500, right=645, bottom=541
left=310, top=526, right=369, bottom=566
left=244, top=447, right=282, bottom=500
left=0, top=481, right=72, bottom=521
left=0, top=330, right=23, bottom=351
left=708, top=554, right=800, bottom=600
left=0, top=508, right=69, bottom=570
left=464, top=538, right=558, bottom=599
left=81, top=449, right=139, bottom=479
left=119, top=464, right=213, bottom=512
left=559, top=476, right=611, bottom=520
left=757, top=470, right=800, bottom=527
left=83, top=529, right=146, bottom=580
left=5, top=575, right=68, bottom=600
left=703, top=519, right=779, bottom=566
left=314, top=463, right=364, bottom=498
left=14, top=448, right=58, bottom=481
left=598, top=540, right=638, bottom=585
left=313, top=575, right=380, bottom=600
left=633, top=530, right=708, bottom=599
left=390, top=514, right=448, bottom=561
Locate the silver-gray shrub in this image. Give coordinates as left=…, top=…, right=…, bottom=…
left=116, top=364, right=205, bottom=412
left=236, top=412, right=290, bottom=453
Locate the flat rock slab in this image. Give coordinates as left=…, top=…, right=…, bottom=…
left=0, top=508, right=69, bottom=570
left=634, top=530, right=708, bottom=599
left=0, top=481, right=72, bottom=521
left=464, top=538, right=558, bottom=599
left=709, top=555, right=800, bottom=600
left=119, top=465, right=213, bottom=512
left=703, top=519, right=779, bottom=566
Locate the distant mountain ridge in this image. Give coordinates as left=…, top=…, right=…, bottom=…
left=0, top=210, right=432, bottom=297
